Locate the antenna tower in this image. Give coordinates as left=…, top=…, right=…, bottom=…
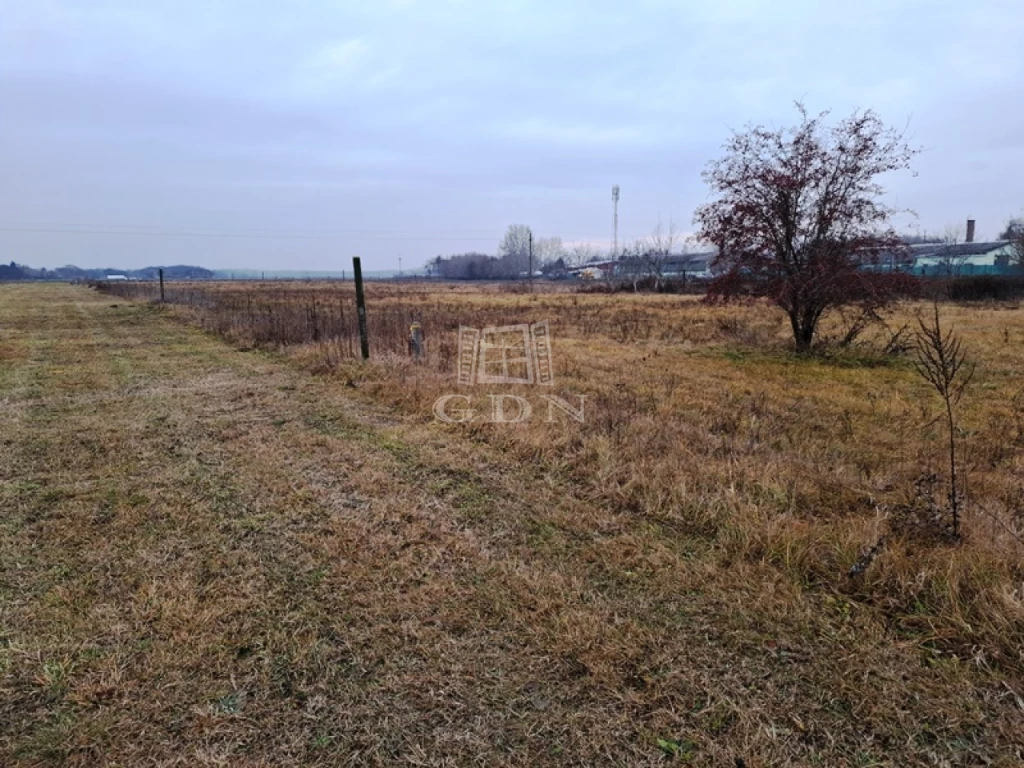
left=611, top=184, right=620, bottom=256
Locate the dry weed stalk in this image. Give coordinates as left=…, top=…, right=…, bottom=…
left=912, top=302, right=975, bottom=539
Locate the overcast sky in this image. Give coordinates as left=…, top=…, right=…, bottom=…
left=2, top=0, right=1022, bottom=271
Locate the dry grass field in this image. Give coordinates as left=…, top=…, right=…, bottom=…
left=3, top=281, right=1024, bottom=766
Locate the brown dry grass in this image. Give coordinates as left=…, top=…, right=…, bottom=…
left=3, top=281, right=1024, bottom=765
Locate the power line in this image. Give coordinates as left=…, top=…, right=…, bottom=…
left=0, top=218, right=502, bottom=236
left=0, top=220, right=672, bottom=245
left=0, top=224, right=500, bottom=242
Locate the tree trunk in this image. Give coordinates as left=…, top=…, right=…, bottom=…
left=790, top=311, right=816, bottom=352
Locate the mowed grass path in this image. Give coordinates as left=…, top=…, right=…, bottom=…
left=1, top=284, right=1020, bottom=766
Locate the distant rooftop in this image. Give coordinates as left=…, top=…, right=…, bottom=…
left=927, top=241, right=1009, bottom=257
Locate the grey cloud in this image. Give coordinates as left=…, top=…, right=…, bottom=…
left=2, top=0, right=1022, bottom=268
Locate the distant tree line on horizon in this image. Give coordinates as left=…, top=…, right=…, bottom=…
left=424, top=221, right=699, bottom=281
left=0, top=263, right=215, bottom=281
left=423, top=213, right=1024, bottom=283
left=424, top=224, right=576, bottom=280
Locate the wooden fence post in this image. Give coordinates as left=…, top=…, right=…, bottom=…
left=353, top=257, right=370, bottom=360
left=159, top=268, right=165, bottom=302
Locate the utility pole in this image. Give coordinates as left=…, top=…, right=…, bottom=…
left=528, top=230, right=534, bottom=291
left=398, top=256, right=402, bottom=276
left=158, top=268, right=165, bottom=302
left=612, top=185, right=620, bottom=257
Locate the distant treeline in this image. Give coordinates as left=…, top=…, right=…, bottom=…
left=0, top=263, right=214, bottom=281
left=424, top=224, right=572, bottom=280
left=424, top=252, right=564, bottom=280
left=924, top=275, right=1024, bottom=301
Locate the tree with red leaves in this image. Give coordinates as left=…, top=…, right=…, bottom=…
left=696, top=105, right=919, bottom=351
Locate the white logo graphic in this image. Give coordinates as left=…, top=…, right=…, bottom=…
left=433, top=319, right=584, bottom=423
left=457, top=321, right=554, bottom=386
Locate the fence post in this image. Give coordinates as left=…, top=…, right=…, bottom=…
left=409, top=321, right=424, bottom=360
left=159, top=268, right=165, bottom=302
left=353, top=257, right=370, bottom=360
left=529, top=230, right=534, bottom=292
